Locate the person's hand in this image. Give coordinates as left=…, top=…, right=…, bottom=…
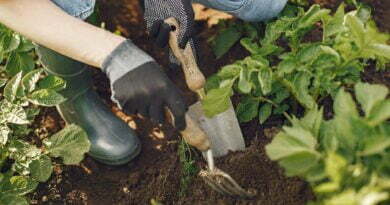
left=143, top=0, right=194, bottom=49
left=103, top=40, right=187, bottom=130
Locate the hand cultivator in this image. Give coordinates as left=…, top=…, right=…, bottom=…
left=165, top=18, right=256, bottom=198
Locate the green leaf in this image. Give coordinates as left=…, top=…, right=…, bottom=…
left=321, top=121, right=339, bottom=152
left=325, top=152, right=346, bottom=183
left=261, top=16, right=295, bottom=45
left=300, top=107, right=323, bottom=137
left=278, top=58, right=297, bottom=75
left=0, top=79, right=6, bottom=88
left=368, top=101, right=390, bottom=126
left=3, top=72, right=22, bottom=102
left=258, top=67, right=273, bottom=95
left=324, top=3, right=345, bottom=38
left=274, top=88, right=290, bottom=104
left=202, top=83, right=234, bottom=118
left=265, top=128, right=318, bottom=161
left=236, top=97, right=259, bottom=123
left=38, top=75, right=66, bottom=91
left=274, top=104, right=289, bottom=115
left=5, top=52, right=34, bottom=76
left=305, top=163, right=326, bottom=183
left=1, top=175, right=38, bottom=195
left=315, top=182, right=340, bottom=193
left=360, top=135, right=390, bottom=156
left=22, top=69, right=43, bottom=93
left=356, top=5, right=371, bottom=23
left=283, top=126, right=317, bottom=149
left=8, top=140, right=41, bottom=162
left=16, top=37, right=35, bottom=52
left=324, top=190, right=357, bottom=205
left=240, top=38, right=261, bottom=54
left=44, top=124, right=90, bottom=165
left=287, top=5, right=330, bottom=43
left=259, top=103, right=272, bottom=124
left=355, top=83, right=388, bottom=117
left=0, top=194, right=28, bottom=205
left=217, top=64, right=242, bottom=79
left=279, top=151, right=320, bottom=176
left=296, top=44, right=337, bottom=64
left=345, top=14, right=365, bottom=48
left=212, top=27, right=242, bottom=59
left=366, top=43, right=390, bottom=60
left=238, top=68, right=252, bottom=94
left=289, top=73, right=315, bottom=109
left=0, top=101, right=29, bottom=125
left=298, top=5, right=330, bottom=28
left=334, top=88, right=359, bottom=118
left=0, top=125, right=10, bottom=146
left=28, top=89, right=66, bottom=106
left=29, top=155, right=53, bottom=182
left=1, top=33, right=20, bottom=53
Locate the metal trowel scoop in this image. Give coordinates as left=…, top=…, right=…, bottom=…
left=165, top=18, right=255, bottom=198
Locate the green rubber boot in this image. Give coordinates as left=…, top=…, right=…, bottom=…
left=36, top=46, right=141, bottom=165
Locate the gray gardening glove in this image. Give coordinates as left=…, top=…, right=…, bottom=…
left=143, top=0, right=195, bottom=49
left=102, top=40, right=187, bottom=130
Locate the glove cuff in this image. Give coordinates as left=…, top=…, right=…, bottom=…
left=102, top=39, right=154, bottom=83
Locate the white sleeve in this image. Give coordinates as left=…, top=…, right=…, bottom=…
left=0, top=0, right=126, bottom=68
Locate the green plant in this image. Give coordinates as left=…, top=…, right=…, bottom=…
left=0, top=27, right=90, bottom=204
left=204, top=4, right=389, bottom=124
left=265, top=82, right=390, bottom=205
left=178, top=139, right=198, bottom=197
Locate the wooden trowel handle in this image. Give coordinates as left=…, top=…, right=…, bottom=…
left=166, top=110, right=210, bottom=151
left=164, top=18, right=206, bottom=93
left=164, top=18, right=210, bottom=152
left=181, top=114, right=210, bottom=151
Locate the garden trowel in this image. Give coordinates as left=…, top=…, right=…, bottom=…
left=165, top=18, right=255, bottom=198
left=165, top=18, right=245, bottom=157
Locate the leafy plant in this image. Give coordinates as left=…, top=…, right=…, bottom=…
left=0, top=27, right=90, bottom=204
left=265, top=82, right=390, bottom=205
left=203, top=4, right=390, bottom=125
left=178, top=139, right=198, bottom=197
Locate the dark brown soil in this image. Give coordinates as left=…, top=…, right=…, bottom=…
left=30, top=0, right=387, bottom=204
left=361, top=0, right=390, bottom=32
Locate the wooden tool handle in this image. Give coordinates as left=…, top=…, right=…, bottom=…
left=164, top=18, right=210, bottom=151
left=181, top=114, right=210, bottom=151
left=166, top=109, right=210, bottom=151
left=164, top=17, right=206, bottom=92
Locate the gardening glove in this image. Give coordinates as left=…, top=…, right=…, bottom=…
left=143, top=0, right=195, bottom=49
left=142, top=0, right=199, bottom=69
left=102, top=40, right=188, bottom=130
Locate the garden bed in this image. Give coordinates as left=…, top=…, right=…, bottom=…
left=30, top=0, right=389, bottom=204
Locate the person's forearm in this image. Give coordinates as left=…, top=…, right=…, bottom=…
left=0, top=0, right=125, bottom=68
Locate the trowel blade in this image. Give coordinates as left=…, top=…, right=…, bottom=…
left=187, top=100, right=245, bottom=157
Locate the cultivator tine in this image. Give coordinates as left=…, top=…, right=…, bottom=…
left=200, top=170, right=236, bottom=196
left=198, top=150, right=257, bottom=198
left=200, top=172, right=226, bottom=195
left=199, top=169, right=257, bottom=198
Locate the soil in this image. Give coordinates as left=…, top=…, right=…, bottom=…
left=30, top=0, right=388, bottom=204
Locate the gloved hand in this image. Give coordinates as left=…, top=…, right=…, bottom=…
left=143, top=0, right=195, bottom=49
left=103, top=40, right=187, bottom=130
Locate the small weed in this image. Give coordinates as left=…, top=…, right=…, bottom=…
left=178, top=139, right=198, bottom=197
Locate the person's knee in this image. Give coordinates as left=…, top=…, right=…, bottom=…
left=230, top=0, right=288, bottom=22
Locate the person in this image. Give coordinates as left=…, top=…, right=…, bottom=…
left=0, top=0, right=287, bottom=165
